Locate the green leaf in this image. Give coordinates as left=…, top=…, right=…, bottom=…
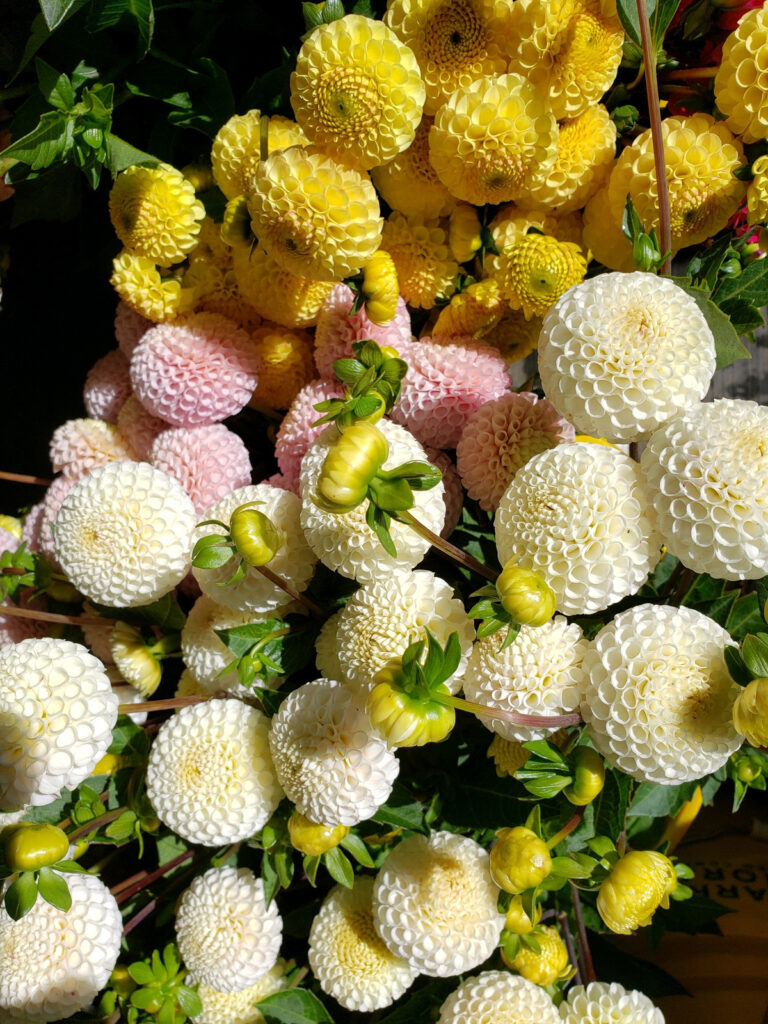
left=521, top=774, right=572, bottom=799
left=4, top=872, right=38, bottom=920
left=628, top=780, right=700, bottom=818
left=366, top=503, right=397, bottom=558
left=687, top=235, right=732, bottom=292
left=522, top=740, right=567, bottom=765
left=262, top=850, right=280, bottom=908
left=368, top=476, right=414, bottom=513
left=215, top=620, right=283, bottom=659
left=192, top=541, right=234, bottom=570
left=672, top=278, right=751, bottom=369
left=650, top=895, right=732, bottom=944
left=105, top=809, right=139, bottom=842
left=39, top=0, right=83, bottom=29
left=550, top=855, right=592, bottom=879
left=2, top=111, right=71, bottom=171
left=157, top=998, right=176, bottom=1024
left=131, top=987, right=161, bottom=1010
left=322, top=0, right=345, bottom=20
left=594, top=769, right=632, bottom=842
left=741, top=633, right=768, bottom=678
left=162, top=942, right=180, bottom=977
left=177, top=986, right=202, bottom=1019
left=332, top=358, right=364, bottom=385
left=376, top=979, right=455, bottom=1023
left=35, top=59, right=75, bottom=110
left=719, top=298, right=765, bottom=337
left=256, top=989, right=335, bottom=1023
left=88, top=0, right=154, bottom=53
left=323, top=847, right=354, bottom=888
left=37, top=868, right=72, bottom=912
left=726, top=593, right=764, bottom=640
left=370, top=782, right=426, bottom=833
left=302, top=2, right=325, bottom=29
left=128, top=961, right=156, bottom=986
left=105, top=133, right=158, bottom=176
left=339, top=833, right=375, bottom=867
left=714, top=255, right=768, bottom=309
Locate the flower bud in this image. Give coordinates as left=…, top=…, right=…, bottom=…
left=504, top=895, right=541, bottom=935
left=4, top=822, right=70, bottom=872
left=230, top=506, right=284, bottom=566
left=315, top=420, right=389, bottom=513
left=597, top=850, right=677, bottom=935
left=734, top=754, right=762, bottom=783
left=110, top=622, right=162, bottom=698
left=220, top=194, right=252, bottom=247
left=0, top=514, right=22, bottom=538
left=732, top=677, right=768, bottom=748
left=490, top=826, right=552, bottom=894
left=362, top=250, right=399, bottom=326
left=182, top=163, right=215, bottom=192
left=502, top=925, right=571, bottom=985
left=565, top=747, right=606, bottom=805
left=448, top=203, right=482, bottom=264
left=367, top=671, right=455, bottom=747
left=495, top=562, right=556, bottom=627
left=287, top=811, right=349, bottom=857
left=109, top=965, right=137, bottom=998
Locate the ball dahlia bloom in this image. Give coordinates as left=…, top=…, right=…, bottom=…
left=150, top=423, right=252, bottom=514
left=581, top=604, right=743, bottom=784
left=83, top=348, right=131, bottom=423
left=381, top=212, right=458, bottom=309
left=193, top=962, right=288, bottom=1024
left=211, top=110, right=308, bottom=201
left=232, top=245, right=334, bottom=329
left=538, top=272, right=716, bottom=443
left=495, top=443, right=661, bottom=616
left=313, top=283, right=411, bottom=381
left=456, top=392, right=574, bottom=512
left=371, top=114, right=457, bottom=220
left=559, top=981, right=664, bottom=1024
left=597, top=850, right=678, bottom=935
left=116, top=394, right=169, bottom=461
left=249, top=324, right=315, bottom=411
left=372, top=830, right=505, bottom=977
left=111, top=250, right=196, bottom=323
left=268, top=678, right=399, bottom=827
left=114, top=300, right=151, bottom=357
left=714, top=2, right=768, bottom=142
left=438, top=970, right=560, bottom=1024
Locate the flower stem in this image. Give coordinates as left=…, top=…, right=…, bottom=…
left=255, top=564, right=327, bottom=619
left=636, top=0, right=672, bottom=274
left=0, top=605, right=105, bottom=627
left=435, top=691, right=581, bottom=729
left=113, top=848, right=196, bottom=906
left=117, top=694, right=220, bottom=715
left=571, top=883, right=597, bottom=983
left=662, top=66, right=718, bottom=80
left=399, top=510, right=499, bottom=582
left=0, top=470, right=52, bottom=486
left=547, top=806, right=586, bottom=850
left=68, top=808, right=125, bottom=843
left=558, top=911, right=583, bottom=987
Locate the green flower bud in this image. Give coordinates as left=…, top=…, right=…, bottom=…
left=109, top=965, right=137, bottom=998
left=287, top=811, right=349, bottom=857
left=490, top=826, right=552, bottom=894
left=732, top=677, right=768, bottom=748
left=733, top=755, right=762, bottom=783
left=565, top=747, right=605, bottom=805
left=504, top=894, right=541, bottom=935
left=315, top=420, right=389, bottom=513
left=502, top=925, right=571, bottom=985
left=4, top=823, right=70, bottom=872
left=230, top=506, right=284, bottom=566
left=496, top=562, right=556, bottom=627
left=367, top=671, right=455, bottom=747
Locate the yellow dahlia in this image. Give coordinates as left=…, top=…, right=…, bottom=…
left=371, top=115, right=457, bottom=219
left=581, top=183, right=634, bottom=272
left=189, top=217, right=231, bottom=269
left=384, top=0, right=510, bottom=115
left=748, top=153, right=768, bottom=225
left=483, top=306, right=543, bottom=364
left=518, top=104, right=617, bottom=213
left=606, top=114, right=747, bottom=255
left=429, top=73, right=558, bottom=205
left=448, top=203, right=483, bottom=263
left=220, top=195, right=254, bottom=249
left=232, top=244, right=333, bottom=328
left=290, top=14, right=425, bottom=171
left=249, top=324, right=316, bottom=410
left=248, top=146, right=382, bottom=281
left=183, top=257, right=263, bottom=329
left=484, top=202, right=583, bottom=278
left=211, top=110, right=309, bottom=201
left=505, top=0, right=623, bottom=121
left=432, top=277, right=506, bottom=338
left=381, top=211, right=458, bottom=308
left=362, top=250, right=400, bottom=326
left=109, top=162, right=205, bottom=267
left=492, top=233, right=587, bottom=319
left=715, top=3, right=768, bottom=143
left=110, top=251, right=196, bottom=323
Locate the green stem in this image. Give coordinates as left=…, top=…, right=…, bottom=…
left=546, top=806, right=586, bottom=850
left=637, top=0, right=672, bottom=274
left=256, top=564, right=326, bottom=619
left=68, top=808, right=125, bottom=843
left=399, top=510, right=499, bottom=582
left=434, top=691, right=581, bottom=729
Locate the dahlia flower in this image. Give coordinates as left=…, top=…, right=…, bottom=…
left=83, top=349, right=131, bottom=423
left=111, top=250, right=196, bottom=322
left=559, top=981, right=665, bottom=1024
left=192, top=962, right=288, bottom=1024
left=491, top=233, right=587, bottom=320
left=371, top=114, right=457, bottom=219
left=211, top=110, right=308, bottom=201
left=437, top=970, right=560, bottom=1024
left=232, top=245, right=334, bottom=328
left=381, top=212, right=458, bottom=309
left=249, top=325, right=315, bottom=410
left=150, top=424, right=252, bottom=514
left=274, top=379, right=344, bottom=490
left=714, top=2, right=768, bottom=142
left=49, top=418, right=133, bottom=481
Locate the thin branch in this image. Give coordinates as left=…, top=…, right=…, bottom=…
left=68, top=808, right=125, bottom=843
left=0, top=605, right=105, bottom=627
left=256, top=564, right=326, bottom=620
left=637, top=0, right=672, bottom=274
left=559, top=911, right=583, bottom=988
left=399, top=510, right=499, bottom=582
left=117, top=694, right=221, bottom=715
left=114, top=848, right=197, bottom=906
left=571, top=883, right=597, bottom=983
left=0, top=471, right=52, bottom=486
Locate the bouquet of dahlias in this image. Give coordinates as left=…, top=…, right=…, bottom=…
left=1, top=1, right=768, bottom=1022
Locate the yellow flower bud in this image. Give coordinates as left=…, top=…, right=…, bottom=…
left=230, top=505, right=284, bottom=566
left=597, top=850, right=678, bottom=935
left=367, top=673, right=455, bottom=747
left=182, top=163, right=215, bottom=192
left=110, top=622, right=162, bottom=698
left=0, top=515, right=22, bottom=539
left=4, top=823, right=70, bottom=872
left=362, top=250, right=399, bottom=326
left=287, top=811, right=349, bottom=857
left=565, top=748, right=605, bottom=806
left=490, top=826, right=552, bottom=895
left=448, top=203, right=482, bottom=264
left=503, top=925, right=571, bottom=986
left=109, top=965, right=137, bottom=998
left=496, top=562, right=557, bottom=627
left=315, top=420, right=389, bottom=513
left=732, top=678, right=768, bottom=748
left=220, top=194, right=253, bottom=247
left=504, top=895, right=541, bottom=935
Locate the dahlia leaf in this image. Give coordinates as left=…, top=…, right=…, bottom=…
left=339, top=833, right=375, bottom=868
left=105, top=132, right=158, bottom=175
left=35, top=58, right=75, bottom=110
left=371, top=782, right=426, bottom=834
left=628, top=780, right=700, bottom=818
left=741, top=632, right=768, bottom=677
left=176, top=986, right=202, bottom=1019
left=713, top=253, right=768, bottom=309
left=38, top=0, right=83, bottom=31
left=594, top=770, right=633, bottom=842
left=672, top=278, right=751, bottom=369
left=725, top=593, right=764, bottom=639
left=4, top=871, right=38, bottom=920
left=323, top=847, right=354, bottom=889
left=256, top=989, right=335, bottom=1023
left=616, top=0, right=657, bottom=47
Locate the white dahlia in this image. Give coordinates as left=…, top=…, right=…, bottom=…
left=176, top=867, right=282, bottom=993
left=0, top=872, right=122, bottom=1023
left=0, top=638, right=118, bottom=810
left=494, top=443, right=661, bottom=616
left=268, top=679, right=399, bottom=827
left=299, top=420, right=445, bottom=583
left=54, top=460, right=196, bottom=607
left=320, top=568, right=474, bottom=695
left=192, top=484, right=317, bottom=613
left=582, top=604, right=743, bottom=784
left=463, top=618, right=588, bottom=742
left=640, top=399, right=768, bottom=580
left=438, top=970, right=560, bottom=1024
left=192, top=961, right=288, bottom=1024
left=308, top=877, right=418, bottom=1012
left=372, top=831, right=504, bottom=977
left=146, top=699, right=283, bottom=845
left=538, top=272, right=716, bottom=443
left=559, top=981, right=664, bottom=1024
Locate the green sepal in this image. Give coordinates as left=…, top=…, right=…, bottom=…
left=37, top=866, right=72, bottom=912
left=4, top=871, right=38, bottom=920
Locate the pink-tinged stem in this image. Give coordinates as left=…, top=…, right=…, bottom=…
left=662, top=66, right=718, bottom=80
left=256, top=563, right=326, bottom=620
left=437, top=691, right=581, bottom=728
left=547, top=806, right=587, bottom=850
left=637, top=0, right=672, bottom=274
left=0, top=605, right=105, bottom=627
left=117, top=694, right=218, bottom=716
left=559, top=911, right=583, bottom=987
left=0, top=471, right=52, bottom=486
left=114, top=848, right=196, bottom=906
left=400, top=510, right=499, bottom=582
left=68, top=808, right=125, bottom=843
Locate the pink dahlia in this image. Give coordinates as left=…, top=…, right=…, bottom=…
left=26, top=476, right=73, bottom=566
left=425, top=447, right=463, bottom=538
left=391, top=339, right=510, bottom=449
left=313, top=283, right=412, bottom=379
left=150, top=424, right=252, bottom=513
left=114, top=300, right=151, bottom=358
left=81, top=604, right=115, bottom=664
left=0, top=593, right=48, bottom=647
left=261, top=472, right=296, bottom=493
left=0, top=527, right=18, bottom=559
left=117, top=395, right=169, bottom=461
left=21, top=502, right=45, bottom=553
left=130, top=312, right=260, bottom=427
left=83, top=349, right=132, bottom=423
left=49, top=419, right=133, bottom=482
left=274, top=379, right=344, bottom=491
left=456, top=392, right=575, bottom=513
